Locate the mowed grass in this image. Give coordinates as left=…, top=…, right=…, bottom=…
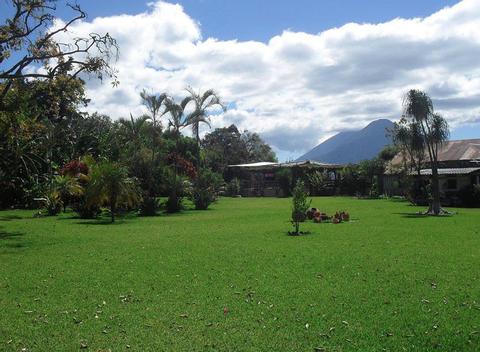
left=0, top=197, right=479, bottom=351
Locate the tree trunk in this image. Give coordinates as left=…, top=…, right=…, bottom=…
left=110, top=196, right=116, bottom=222
left=430, top=165, right=441, bottom=215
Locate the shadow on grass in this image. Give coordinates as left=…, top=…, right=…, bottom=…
left=0, top=215, right=24, bottom=221
left=393, top=212, right=453, bottom=219
left=0, top=230, right=24, bottom=239
left=0, top=229, right=27, bottom=251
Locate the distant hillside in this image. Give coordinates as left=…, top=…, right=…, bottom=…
left=297, top=119, right=394, bottom=164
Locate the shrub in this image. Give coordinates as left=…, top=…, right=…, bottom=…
left=86, top=161, right=141, bottom=222
left=44, top=190, right=62, bottom=216
left=226, top=178, right=241, bottom=196
left=290, top=180, right=311, bottom=235
left=191, top=169, right=223, bottom=210
left=165, top=169, right=186, bottom=213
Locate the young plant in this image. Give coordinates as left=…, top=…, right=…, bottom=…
left=290, top=180, right=310, bottom=235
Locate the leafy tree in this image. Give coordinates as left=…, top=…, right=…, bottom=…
left=402, top=89, right=449, bottom=215
left=203, top=124, right=249, bottom=175
left=242, top=131, right=277, bottom=162
left=0, top=0, right=118, bottom=105
left=87, top=162, right=140, bottom=222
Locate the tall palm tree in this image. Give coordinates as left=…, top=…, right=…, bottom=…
left=87, top=161, right=140, bottom=222
left=402, top=89, right=449, bottom=215
left=185, top=87, right=225, bottom=167
left=140, top=90, right=168, bottom=161
left=162, top=95, right=197, bottom=212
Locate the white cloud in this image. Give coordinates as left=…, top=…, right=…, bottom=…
left=63, top=0, right=480, bottom=157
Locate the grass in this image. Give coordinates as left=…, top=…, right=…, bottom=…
left=0, top=197, right=479, bottom=351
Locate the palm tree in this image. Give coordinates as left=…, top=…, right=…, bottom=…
left=185, top=87, right=225, bottom=167
left=87, top=161, right=140, bottom=222
left=392, top=118, right=425, bottom=175
left=140, top=90, right=168, bottom=162
left=118, top=113, right=149, bottom=153
left=53, top=175, right=84, bottom=212
left=402, top=89, right=449, bottom=215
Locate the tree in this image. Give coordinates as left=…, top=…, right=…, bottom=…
left=391, top=118, right=425, bottom=175
left=87, top=161, right=139, bottom=222
left=202, top=125, right=248, bottom=175
left=241, top=130, right=277, bottom=162
left=52, top=174, right=83, bottom=212
left=118, top=114, right=149, bottom=155
left=0, top=0, right=118, bottom=106
left=140, top=90, right=168, bottom=161
left=402, top=89, right=449, bottom=215
left=162, top=95, right=196, bottom=213
left=290, top=180, right=310, bottom=235
left=185, top=87, right=225, bottom=167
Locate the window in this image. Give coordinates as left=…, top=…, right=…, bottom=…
left=446, top=178, right=457, bottom=190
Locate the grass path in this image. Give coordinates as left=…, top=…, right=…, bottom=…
left=1, top=197, right=479, bottom=351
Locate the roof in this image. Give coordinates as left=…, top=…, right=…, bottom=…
left=228, top=160, right=344, bottom=170
left=390, top=139, right=480, bottom=166
left=411, top=167, right=480, bottom=176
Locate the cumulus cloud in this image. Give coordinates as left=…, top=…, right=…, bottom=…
left=62, top=0, right=480, bottom=157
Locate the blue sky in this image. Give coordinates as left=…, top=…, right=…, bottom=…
left=3, top=0, right=479, bottom=160
left=62, top=0, right=460, bottom=42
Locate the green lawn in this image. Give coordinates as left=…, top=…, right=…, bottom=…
left=1, top=197, right=479, bottom=351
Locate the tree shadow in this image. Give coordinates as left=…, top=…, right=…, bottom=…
left=0, top=230, right=24, bottom=239
left=0, top=229, right=27, bottom=252
left=393, top=212, right=453, bottom=219
left=0, top=215, right=24, bottom=221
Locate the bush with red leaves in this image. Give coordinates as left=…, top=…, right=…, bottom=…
left=166, top=153, right=197, bottom=179
left=60, top=160, right=89, bottom=177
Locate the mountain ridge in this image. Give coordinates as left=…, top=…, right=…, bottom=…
left=296, top=119, right=394, bottom=164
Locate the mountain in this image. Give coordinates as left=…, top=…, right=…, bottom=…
left=296, top=119, right=394, bottom=164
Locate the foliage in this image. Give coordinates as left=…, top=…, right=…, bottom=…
left=86, top=161, right=140, bottom=222
left=44, top=190, right=62, bottom=216
left=290, top=180, right=310, bottom=235
left=165, top=168, right=186, bottom=213
left=0, top=0, right=118, bottom=104
left=52, top=175, right=83, bottom=211
left=203, top=124, right=277, bottom=176
left=276, top=168, right=292, bottom=197
left=185, top=87, right=225, bottom=167
left=402, top=89, right=450, bottom=215
left=226, top=178, right=241, bottom=196
left=306, top=171, right=331, bottom=196
left=190, top=169, right=223, bottom=210
left=60, top=160, right=89, bottom=177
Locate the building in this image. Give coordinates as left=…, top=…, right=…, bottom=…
left=228, top=160, right=344, bottom=197
left=384, top=139, right=480, bottom=205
